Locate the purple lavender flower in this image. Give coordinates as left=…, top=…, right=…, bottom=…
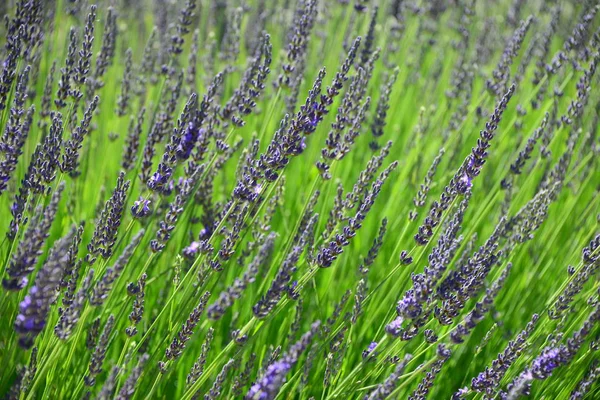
left=186, top=328, right=215, bottom=387
left=317, top=162, right=397, bottom=268
left=121, top=107, right=145, bottom=171
left=546, top=5, right=598, bottom=75
left=94, top=7, right=118, bottom=84
left=362, top=342, right=378, bottom=360
left=246, top=321, right=320, bottom=400
left=3, top=183, right=64, bottom=290
left=86, top=172, right=131, bottom=263
left=55, top=27, right=78, bottom=108
left=486, top=17, right=532, bottom=96
left=165, top=291, right=211, bottom=360
left=22, top=112, right=63, bottom=195
left=370, top=68, right=399, bottom=150
left=408, top=353, right=451, bottom=400
left=169, top=0, right=197, bottom=55
left=222, top=33, right=272, bottom=125
left=116, top=48, right=133, bottom=116
left=54, top=269, right=94, bottom=340
left=277, top=0, right=318, bottom=91
left=359, top=6, right=378, bottom=66
left=410, top=148, right=445, bottom=221
left=364, top=354, right=412, bottom=400
left=125, top=272, right=147, bottom=337
left=0, top=25, right=22, bottom=111
left=253, top=216, right=316, bottom=318
left=232, top=354, right=257, bottom=397
left=503, top=306, right=600, bottom=399
left=74, top=5, right=97, bottom=87
left=570, top=360, right=600, bottom=400
left=206, top=358, right=236, bottom=400
left=415, top=85, right=515, bottom=247
left=85, top=315, right=115, bottom=387
left=61, top=96, right=99, bottom=176
left=208, top=233, right=276, bottom=320
left=151, top=165, right=203, bottom=253
left=182, top=240, right=213, bottom=259
left=96, top=366, right=120, bottom=400
left=0, top=105, right=33, bottom=194
left=14, top=227, right=75, bottom=348
left=89, top=229, right=145, bottom=306
left=549, top=234, right=600, bottom=319
left=175, top=121, right=199, bottom=161
left=470, top=314, right=539, bottom=397
left=115, top=353, right=149, bottom=400
left=131, top=196, right=152, bottom=219
left=147, top=93, right=198, bottom=193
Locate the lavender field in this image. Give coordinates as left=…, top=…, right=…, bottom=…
left=0, top=0, right=599, bottom=399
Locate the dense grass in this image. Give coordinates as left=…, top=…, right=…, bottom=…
left=0, top=0, right=599, bottom=399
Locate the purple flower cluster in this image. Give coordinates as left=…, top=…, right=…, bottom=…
left=86, top=172, right=131, bottom=263
left=0, top=1, right=599, bottom=399
left=208, top=233, right=276, bottom=320
left=415, top=85, right=515, bottom=246
left=364, top=354, right=412, bottom=400
left=165, top=291, right=211, bottom=361
left=90, top=229, right=145, bottom=306
left=3, top=183, right=64, bottom=290
left=246, top=321, right=320, bottom=400
left=317, top=162, right=397, bottom=268
left=469, top=314, right=539, bottom=397
left=14, top=228, right=75, bottom=348
left=253, top=216, right=316, bottom=318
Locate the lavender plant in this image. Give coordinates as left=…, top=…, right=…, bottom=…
left=0, top=1, right=599, bottom=399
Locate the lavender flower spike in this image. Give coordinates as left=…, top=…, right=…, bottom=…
left=75, top=5, right=97, bottom=87
left=61, top=95, right=99, bottom=176
left=89, top=229, right=145, bottom=306
left=115, top=353, right=149, bottom=400
left=246, top=321, right=321, bottom=400
left=570, top=360, right=600, bottom=400
left=85, top=315, right=115, bottom=386
left=470, top=314, right=539, bottom=398
left=4, top=182, right=65, bottom=291
left=165, top=291, right=211, bottom=360
left=365, top=354, right=412, bottom=400
left=253, top=215, right=317, bottom=318
left=54, top=269, right=95, bottom=340
left=0, top=105, right=33, bottom=194
left=208, top=233, right=276, bottom=320
left=86, top=171, right=131, bottom=263
left=14, top=227, right=76, bottom=348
